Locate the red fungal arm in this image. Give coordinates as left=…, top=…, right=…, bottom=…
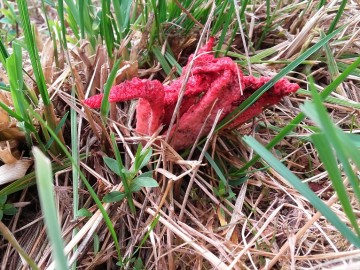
left=110, top=78, right=165, bottom=135
left=83, top=94, right=104, bottom=108
left=226, top=76, right=299, bottom=129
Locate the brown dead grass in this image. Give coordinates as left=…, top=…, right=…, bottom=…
left=1, top=1, right=360, bottom=270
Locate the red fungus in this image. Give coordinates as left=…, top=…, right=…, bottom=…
left=84, top=38, right=299, bottom=150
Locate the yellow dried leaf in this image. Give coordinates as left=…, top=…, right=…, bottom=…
left=217, top=206, right=227, bottom=227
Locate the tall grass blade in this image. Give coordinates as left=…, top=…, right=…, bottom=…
left=327, top=0, right=347, bottom=34
left=0, top=38, right=9, bottom=66
left=110, top=133, right=136, bottom=214
left=242, top=136, right=360, bottom=247
left=101, top=59, right=121, bottom=119
left=101, top=0, right=116, bottom=57
left=301, top=79, right=360, bottom=203
left=311, top=133, right=360, bottom=235
left=33, top=147, right=68, bottom=269
left=112, top=0, right=132, bottom=39
left=57, top=0, right=68, bottom=50
left=16, top=0, right=49, bottom=105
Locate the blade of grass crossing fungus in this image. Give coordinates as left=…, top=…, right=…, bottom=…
left=30, top=109, right=123, bottom=262
left=33, top=147, right=69, bottom=269
left=100, top=59, right=121, bottom=119
left=239, top=54, right=360, bottom=173
left=242, top=136, right=360, bottom=247
left=217, top=26, right=344, bottom=132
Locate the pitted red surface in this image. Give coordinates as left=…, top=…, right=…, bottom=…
left=84, top=38, right=299, bottom=150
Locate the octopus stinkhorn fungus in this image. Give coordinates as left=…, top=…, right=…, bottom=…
left=84, top=38, right=299, bottom=150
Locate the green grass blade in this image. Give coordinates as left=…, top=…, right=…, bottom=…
left=100, top=59, right=121, bottom=119
left=64, top=0, right=79, bottom=25
left=33, top=147, right=68, bottom=269
left=153, top=46, right=172, bottom=76
left=204, top=152, right=227, bottom=188
left=327, top=0, right=347, bottom=34
left=0, top=101, right=37, bottom=133
left=112, top=0, right=132, bottom=38
left=165, top=51, right=182, bottom=75
left=255, top=0, right=279, bottom=49
left=57, top=0, right=68, bottom=50
left=301, top=79, right=360, bottom=203
left=44, top=111, right=69, bottom=150
left=296, top=89, right=360, bottom=109
left=110, top=133, right=136, bottom=214
left=6, top=44, right=33, bottom=146
left=242, top=136, right=360, bottom=247
left=0, top=38, right=9, bottom=66
left=78, top=0, right=84, bottom=39
left=312, top=133, right=360, bottom=235
left=101, top=0, right=115, bottom=57
left=322, top=30, right=345, bottom=95
left=17, top=0, right=50, bottom=105
left=0, top=82, right=10, bottom=91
